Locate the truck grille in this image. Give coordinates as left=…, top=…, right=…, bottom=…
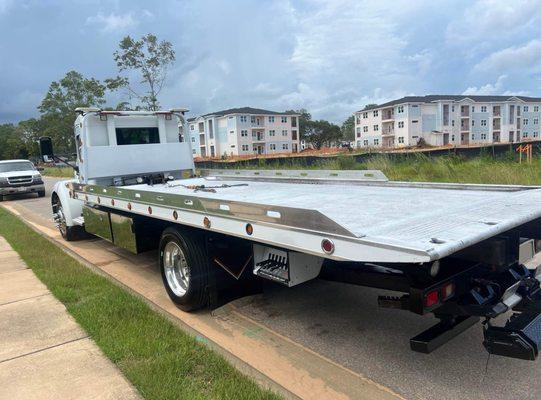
left=7, top=176, right=33, bottom=185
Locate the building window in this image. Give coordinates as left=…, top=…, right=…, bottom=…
left=472, top=106, right=475, bottom=112
left=373, top=110, right=379, bottom=117
left=451, top=105, right=455, bottom=112
left=523, top=132, right=528, bottom=138
left=534, top=132, right=539, bottom=138
left=230, top=130, right=234, bottom=134
left=251, top=116, right=255, bottom=123
left=524, top=119, right=529, bottom=125
left=242, top=144, right=249, bottom=151
left=241, top=129, right=248, bottom=137
left=363, top=112, right=368, bottom=118
left=363, top=140, right=369, bottom=146
left=398, top=137, right=404, bottom=144
left=451, top=135, right=455, bottom=141
left=452, top=120, right=455, bottom=126
left=282, top=129, right=288, bottom=136
left=472, top=120, right=475, bottom=126
left=281, top=116, right=287, bottom=123
left=535, top=106, right=539, bottom=112
left=374, top=138, right=379, bottom=145
left=481, top=133, right=487, bottom=140
left=363, top=126, right=368, bottom=132
left=269, top=143, right=276, bottom=150
left=534, top=118, right=539, bottom=125
left=397, top=105, right=404, bottom=113
left=191, top=137, right=195, bottom=143
left=373, top=125, right=379, bottom=131
left=481, top=106, right=487, bottom=112
left=472, top=134, right=475, bottom=140
left=524, top=106, right=529, bottom=112
left=398, top=121, right=404, bottom=128
left=190, top=124, right=195, bottom=131
left=481, top=119, right=487, bottom=126
left=268, top=116, right=275, bottom=123
left=412, top=120, right=418, bottom=124
left=269, top=130, right=275, bottom=136
left=240, top=116, right=247, bottom=122
left=282, top=143, right=289, bottom=150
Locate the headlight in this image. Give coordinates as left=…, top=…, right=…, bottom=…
left=33, top=175, right=43, bottom=184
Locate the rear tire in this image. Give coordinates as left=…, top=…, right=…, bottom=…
left=53, top=196, right=80, bottom=241
left=159, top=227, right=210, bottom=311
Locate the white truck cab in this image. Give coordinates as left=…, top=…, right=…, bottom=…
left=0, top=159, right=45, bottom=201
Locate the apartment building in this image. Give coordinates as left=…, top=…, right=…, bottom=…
left=354, top=95, right=541, bottom=149
left=186, top=107, right=300, bottom=158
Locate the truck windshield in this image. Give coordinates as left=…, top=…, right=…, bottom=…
left=0, top=161, right=35, bottom=173
left=116, top=127, right=160, bottom=145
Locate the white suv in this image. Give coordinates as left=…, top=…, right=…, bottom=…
left=0, top=159, right=45, bottom=201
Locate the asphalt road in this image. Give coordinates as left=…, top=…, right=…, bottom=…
left=8, top=176, right=541, bottom=400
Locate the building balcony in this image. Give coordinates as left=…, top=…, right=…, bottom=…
left=252, top=135, right=265, bottom=142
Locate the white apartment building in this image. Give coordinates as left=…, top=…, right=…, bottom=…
left=186, top=107, right=300, bottom=158
left=354, top=95, right=541, bottom=149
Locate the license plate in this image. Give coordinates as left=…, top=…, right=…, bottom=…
left=17, top=187, right=27, bottom=192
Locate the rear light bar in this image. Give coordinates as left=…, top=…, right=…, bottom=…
left=424, top=281, right=455, bottom=309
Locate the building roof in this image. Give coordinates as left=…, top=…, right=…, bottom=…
left=201, top=107, right=299, bottom=118
left=358, top=95, right=541, bottom=112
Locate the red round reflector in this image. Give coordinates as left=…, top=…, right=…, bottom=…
left=246, top=223, right=253, bottom=235
left=321, top=239, right=335, bottom=254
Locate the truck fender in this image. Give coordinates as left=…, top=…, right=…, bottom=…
left=51, top=180, right=82, bottom=227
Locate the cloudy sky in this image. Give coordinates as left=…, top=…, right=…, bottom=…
left=1, top=0, right=541, bottom=124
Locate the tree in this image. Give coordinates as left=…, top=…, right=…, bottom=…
left=363, top=103, right=378, bottom=110
left=113, top=34, right=176, bottom=110
left=304, top=120, right=341, bottom=150
left=37, top=70, right=122, bottom=153
left=340, top=115, right=355, bottom=142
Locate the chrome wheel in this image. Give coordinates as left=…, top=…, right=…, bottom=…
left=163, top=241, right=190, bottom=297
left=54, top=202, right=67, bottom=237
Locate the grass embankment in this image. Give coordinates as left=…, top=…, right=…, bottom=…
left=0, top=207, right=280, bottom=400
left=236, top=154, right=541, bottom=186
left=42, top=166, right=74, bottom=178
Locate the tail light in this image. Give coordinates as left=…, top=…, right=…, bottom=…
left=424, top=290, right=439, bottom=307
left=441, top=282, right=455, bottom=301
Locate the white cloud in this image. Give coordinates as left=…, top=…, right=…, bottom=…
left=474, top=40, right=541, bottom=73
left=86, top=12, right=137, bottom=33
left=447, top=0, right=541, bottom=45
left=462, top=75, right=507, bottom=95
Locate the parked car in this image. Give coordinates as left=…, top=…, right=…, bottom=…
left=0, top=159, right=45, bottom=201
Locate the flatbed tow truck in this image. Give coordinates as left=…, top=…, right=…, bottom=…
left=40, top=108, right=541, bottom=361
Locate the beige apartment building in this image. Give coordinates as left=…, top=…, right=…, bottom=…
left=354, top=95, right=541, bottom=149
left=186, top=107, right=300, bottom=158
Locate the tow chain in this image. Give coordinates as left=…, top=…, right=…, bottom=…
left=168, top=183, right=248, bottom=193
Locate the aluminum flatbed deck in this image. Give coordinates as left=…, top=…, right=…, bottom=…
left=73, top=169, right=541, bottom=265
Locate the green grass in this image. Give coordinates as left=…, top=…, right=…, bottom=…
left=0, top=207, right=280, bottom=400
left=42, top=166, right=74, bottom=178
left=228, top=153, right=541, bottom=186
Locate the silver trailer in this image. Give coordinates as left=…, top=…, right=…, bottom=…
left=41, top=108, right=541, bottom=360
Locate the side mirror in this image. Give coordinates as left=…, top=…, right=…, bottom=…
left=39, top=137, right=54, bottom=162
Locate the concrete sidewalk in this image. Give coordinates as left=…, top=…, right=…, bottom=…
left=0, top=236, right=141, bottom=400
